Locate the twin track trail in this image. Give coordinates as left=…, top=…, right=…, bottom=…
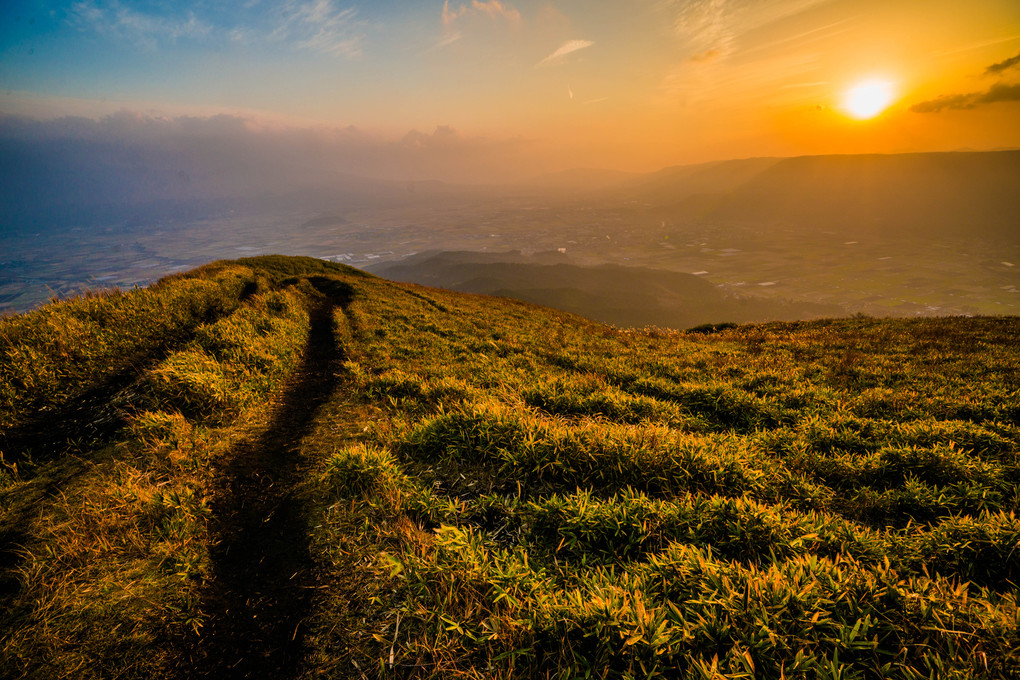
left=187, top=285, right=350, bottom=679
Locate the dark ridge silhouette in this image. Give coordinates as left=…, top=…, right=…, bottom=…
left=184, top=280, right=351, bottom=679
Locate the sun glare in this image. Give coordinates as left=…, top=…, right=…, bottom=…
left=842, top=79, right=895, bottom=119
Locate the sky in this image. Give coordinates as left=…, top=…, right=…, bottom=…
left=2, top=0, right=1020, bottom=181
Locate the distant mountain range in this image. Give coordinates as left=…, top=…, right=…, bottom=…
left=618, top=150, right=1020, bottom=241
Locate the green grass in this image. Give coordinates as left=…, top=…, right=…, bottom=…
left=0, top=264, right=256, bottom=433
left=0, top=258, right=334, bottom=677
left=2, top=256, right=1019, bottom=679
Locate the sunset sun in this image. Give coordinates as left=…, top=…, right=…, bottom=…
left=842, top=79, right=896, bottom=119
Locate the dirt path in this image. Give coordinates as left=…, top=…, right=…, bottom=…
left=186, top=288, right=347, bottom=679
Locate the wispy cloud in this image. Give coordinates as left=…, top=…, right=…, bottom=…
left=436, top=1, right=519, bottom=53
left=780, top=81, right=826, bottom=89
left=665, top=0, right=830, bottom=60
left=442, top=0, right=521, bottom=28
left=658, top=2, right=840, bottom=105
left=273, top=0, right=364, bottom=58
left=986, top=50, right=1020, bottom=75
left=911, top=82, right=1020, bottom=113
left=428, top=31, right=464, bottom=52
left=537, top=40, right=594, bottom=67
left=70, top=1, right=211, bottom=49
left=660, top=47, right=821, bottom=104
left=739, top=18, right=853, bottom=58
left=69, top=0, right=364, bottom=58
left=228, top=26, right=255, bottom=44
left=933, top=35, right=1020, bottom=59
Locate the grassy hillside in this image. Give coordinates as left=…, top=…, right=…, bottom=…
left=371, top=251, right=842, bottom=329
left=1, top=255, right=1019, bottom=679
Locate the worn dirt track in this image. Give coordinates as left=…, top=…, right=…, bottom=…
left=185, top=286, right=348, bottom=679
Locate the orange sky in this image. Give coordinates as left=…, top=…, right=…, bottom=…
left=2, top=0, right=1019, bottom=178
left=515, top=0, right=1020, bottom=170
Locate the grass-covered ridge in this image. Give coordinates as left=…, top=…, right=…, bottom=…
left=1, top=255, right=1019, bottom=679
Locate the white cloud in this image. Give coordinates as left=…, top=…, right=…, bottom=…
left=666, top=0, right=830, bottom=59
left=428, top=31, right=464, bottom=52
left=537, top=40, right=594, bottom=67
left=442, top=0, right=522, bottom=28
left=275, top=0, right=365, bottom=58
left=69, top=1, right=211, bottom=49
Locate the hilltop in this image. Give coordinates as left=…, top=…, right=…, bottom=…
left=1, top=255, right=1019, bottom=679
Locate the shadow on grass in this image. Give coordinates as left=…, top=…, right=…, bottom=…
left=185, top=279, right=352, bottom=679
left=0, top=308, right=241, bottom=613
left=0, top=282, right=258, bottom=469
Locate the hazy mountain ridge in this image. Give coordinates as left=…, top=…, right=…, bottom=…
left=624, top=150, right=1020, bottom=240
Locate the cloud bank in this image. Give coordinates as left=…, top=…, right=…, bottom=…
left=0, top=112, right=539, bottom=223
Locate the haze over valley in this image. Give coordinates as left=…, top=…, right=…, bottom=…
left=3, top=141, right=1018, bottom=326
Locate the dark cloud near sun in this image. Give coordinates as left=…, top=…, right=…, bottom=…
left=985, top=51, right=1020, bottom=75
left=911, top=51, right=1020, bottom=113
left=911, top=82, right=1020, bottom=113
